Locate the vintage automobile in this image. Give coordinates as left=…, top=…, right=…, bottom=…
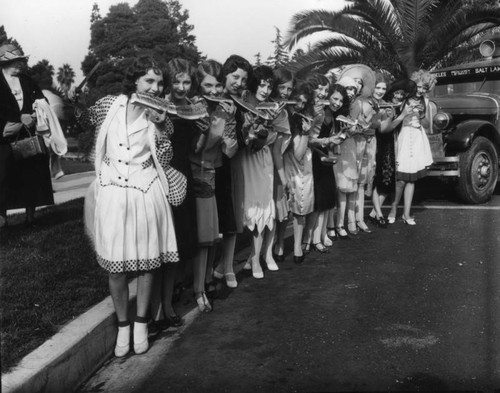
left=428, top=36, right=500, bottom=204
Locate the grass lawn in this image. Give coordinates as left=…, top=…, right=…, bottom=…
left=0, top=198, right=109, bottom=373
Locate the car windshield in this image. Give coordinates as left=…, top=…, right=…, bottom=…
left=433, top=79, right=500, bottom=97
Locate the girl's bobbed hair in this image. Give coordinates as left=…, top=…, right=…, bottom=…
left=247, top=65, right=275, bottom=94
left=164, top=58, right=198, bottom=95
left=123, top=56, right=163, bottom=96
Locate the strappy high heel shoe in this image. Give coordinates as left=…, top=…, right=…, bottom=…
left=195, top=292, right=212, bottom=312
left=402, top=215, right=416, bottom=225
left=387, top=213, right=396, bottom=224
left=326, top=227, right=337, bottom=241
left=347, top=222, right=359, bottom=236
left=313, top=243, right=330, bottom=253
left=335, top=226, right=350, bottom=240
left=301, top=242, right=311, bottom=255
left=356, top=220, right=372, bottom=233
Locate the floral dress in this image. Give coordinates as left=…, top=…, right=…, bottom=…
left=284, top=111, right=314, bottom=216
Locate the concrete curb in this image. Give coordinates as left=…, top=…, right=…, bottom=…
left=1, top=279, right=138, bottom=393
left=1, top=171, right=287, bottom=392
left=1, top=226, right=262, bottom=393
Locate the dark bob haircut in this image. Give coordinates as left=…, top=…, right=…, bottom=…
left=271, top=68, right=295, bottom=99
left=247, top=65, right=275, bottom=94
left=164, top=58, right=198, bottom=95
left=197, top=59, right=223, bottom=84
left=292, top=81, right=316, bottom=115
left=329, top=83, right=350, bottom=116
left=221, top=54, right=253, bottom=84
left=122, top=56, right=163, bottom=96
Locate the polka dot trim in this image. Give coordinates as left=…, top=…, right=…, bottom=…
left=97, top=251, right=179, bottom=273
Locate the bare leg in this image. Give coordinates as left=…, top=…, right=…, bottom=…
left=293, top=214, right=305, bottom=256
left=250, top=230, right=264, bottom=278
left=193, top=247, right=212, bottom=311
left=109, top=273, right=129, bottom=322
left=136, top=271, right=154, bottom=318
left=371, top=187, right=381, bottom=218
left=347, top=189, right=357, bottom=233
left=222, top=233, right=236, bottom=275
left=303, top=211, right=317, bottom=247
left=326, top=208, right=335, bottom=229
left=262, top=226, right=278, bottom=271
left=312, top=210, right=326, bottom=245
left=161, top=263, right=178, bottom=317
left=193, top=247, right=208, bottom=296
left=274, top=219, right=287, bottom=257
left=110, top=272, right=131, bottom=357
left=389, top=180, right=405, bottom=219
left=403, top=181, right=415, bottom=218
left=323, top=208, right=335, bottom=245
left=355, top=184, right=366, bottom=224
left=150, top=269, right=164, bottom=321
left=336, top=191, right=347, bottom=228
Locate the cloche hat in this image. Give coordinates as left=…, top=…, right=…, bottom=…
left=0, top=43, right=29, bottom=65
left=385, top=79, right=417, bottom=101
left=338, top=64, right=376, bottom=98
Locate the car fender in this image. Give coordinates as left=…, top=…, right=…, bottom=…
left=446, top=119, right=499, bottom=152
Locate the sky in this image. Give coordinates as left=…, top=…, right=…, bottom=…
left=2, top=0, right=346, bottom=85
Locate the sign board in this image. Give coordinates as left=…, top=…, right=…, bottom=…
left=432, top=64, right=500, bottom=85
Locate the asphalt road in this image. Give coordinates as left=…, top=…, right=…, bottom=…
left=79, top=179, right=500, bottom=393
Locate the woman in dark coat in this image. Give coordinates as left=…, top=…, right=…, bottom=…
left=0, top=43, right=53, bottom=227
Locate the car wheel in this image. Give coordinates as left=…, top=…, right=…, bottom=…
left=456, top=136, right=498, bottom=204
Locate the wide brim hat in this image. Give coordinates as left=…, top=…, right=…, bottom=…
left=336, top=76, right=358, bottom=89
left=338, top=64, right=376, bottom=98
left=0, top=44, right=29, bottom=65
left=385, top=79, right=417, bottom=101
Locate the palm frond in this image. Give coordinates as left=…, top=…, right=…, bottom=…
left=286, top=9, right=346, bottom=48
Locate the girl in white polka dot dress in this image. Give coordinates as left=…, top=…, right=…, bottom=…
left=78, top=57, right=185, bottom=358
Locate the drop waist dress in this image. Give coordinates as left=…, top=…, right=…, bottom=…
left=81, top=95, right=179, bottom=273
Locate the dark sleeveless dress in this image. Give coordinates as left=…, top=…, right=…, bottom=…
left=312, top=107, right=337, bottom=211
left=169, top=116, right=198, bottom=260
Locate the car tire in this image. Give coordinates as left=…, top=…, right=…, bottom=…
left=456, top=136, right=498, bottom=204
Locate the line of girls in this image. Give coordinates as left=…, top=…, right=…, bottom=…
left=77, top=54, right=435, bottom=359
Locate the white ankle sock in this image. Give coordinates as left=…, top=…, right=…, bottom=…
left=133, top=322, right=148, bottom=344
left=116, top=325, right=130, bottom=346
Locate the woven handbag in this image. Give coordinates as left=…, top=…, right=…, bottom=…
left=11, top=127, right=48, bottom=159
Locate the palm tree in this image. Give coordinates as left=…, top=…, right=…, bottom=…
left=56, top=64, right=75, bottom=96
left=286, top=0, right=500, bottom=78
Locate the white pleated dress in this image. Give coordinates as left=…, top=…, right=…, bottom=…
left=95, top=107, right=178, bottom=273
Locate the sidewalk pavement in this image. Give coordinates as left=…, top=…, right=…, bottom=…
left=6, top=170, right=95, bottom=217
left=1, top=173, right=262, bottom=393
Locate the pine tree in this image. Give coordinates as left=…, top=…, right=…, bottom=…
left=90, top=3, right=101, bottom=24
left=81, top=0, right=200, bottom=100
left=265, top=27, right=289, bottom=69
left=254, top=52, right=262, bottom=66
left=0, top=25, right=23, bottom=52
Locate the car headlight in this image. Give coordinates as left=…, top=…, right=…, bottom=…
left=433, top=112, right=451, bottom=130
